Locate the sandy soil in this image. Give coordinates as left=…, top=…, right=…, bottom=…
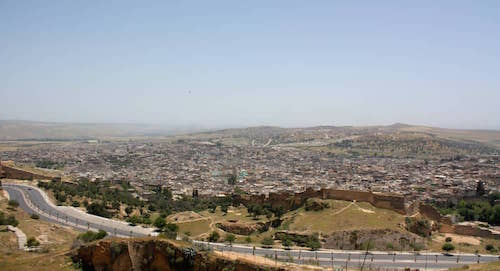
left=434, top=233, right=481, bottom=246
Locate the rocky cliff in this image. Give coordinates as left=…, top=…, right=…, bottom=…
left=71, top=238, right=287, bottom=271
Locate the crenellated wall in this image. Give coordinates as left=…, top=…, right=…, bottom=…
left=234, top=187, right=406, bottom=214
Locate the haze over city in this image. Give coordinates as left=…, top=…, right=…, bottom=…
left=2, top=2, right=500, bottom=271
left=2, top=1, right=499, bottom=130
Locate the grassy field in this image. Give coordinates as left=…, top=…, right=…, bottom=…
left=177, top=218, right=212, bottom=237
left=0, top=189, right=79, bottom=271
left=167, top=200, right=409, bottom=249
left=287, top=200, right=404, bottom=233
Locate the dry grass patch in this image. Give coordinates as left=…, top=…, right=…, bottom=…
left=288, top=200, right=404, bottom=233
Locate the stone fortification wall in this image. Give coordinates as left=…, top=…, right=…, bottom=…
left=0, top=162, right=59, bottom=181
left=419, top=203, right=442, bottom=221
left=234, top=187, right=406, bottom=214
left=440, top=223, right=500, bottom=239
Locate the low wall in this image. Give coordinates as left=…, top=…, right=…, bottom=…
left=440, top=224, right=500, bottom=240
left=234, top=187, right=406, bottom=214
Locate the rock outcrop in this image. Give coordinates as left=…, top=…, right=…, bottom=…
left=216, top=221, right=270, bottom=235
left=71, top=238, right=287, bottom=271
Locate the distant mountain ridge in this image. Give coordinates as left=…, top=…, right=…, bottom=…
left=0, top=120, right=499, bottom=149
left=0, top=120, right=200, bottom=140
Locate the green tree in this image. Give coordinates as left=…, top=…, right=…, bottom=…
left=307, top=236, right=321, bottom=251
left=282, top=237, right=292, bottom=250
left=86, top=202, right=111, bottom=218
left=221, top=204, right=229, bottom=214
left=127, top=215, right=141, bottom=225
left=125, top=206, right=134, bottom=216
left=227, top=174, right=237, bottom=185
left=153, top=217, right=167, bottom=229
left=225, top=233, right=236, bottom=246
left=8, top=200, right=19, bottom=208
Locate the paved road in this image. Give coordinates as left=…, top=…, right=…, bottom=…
left=3, top=183, right=155, bottom=238
left=194, top=241, right=500, bottom=270
left=4, top=182, right=499, bottom=270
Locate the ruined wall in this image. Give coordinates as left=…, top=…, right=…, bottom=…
left=0, top=163, right=5, bottom=178
left=419, top=204, right=442, bottom=221
left=453, top=225, right=500, bottom=239
left=234, top=188, right=406, bottom=214
left=0, top=163, right=59, bottom=181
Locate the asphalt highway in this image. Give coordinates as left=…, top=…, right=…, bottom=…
left=195, top=241, right=500, bottom=270
left=4, top=183, right=155, bottom=238
left=4, top=182, right=499, bottom=270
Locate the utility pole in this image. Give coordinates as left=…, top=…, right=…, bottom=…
left=331, top=251, right=334, bottom=269
left=360, top=239, right=372, bottom=271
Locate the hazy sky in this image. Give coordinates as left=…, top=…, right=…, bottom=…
left=1, top=1, right=499, bottom=130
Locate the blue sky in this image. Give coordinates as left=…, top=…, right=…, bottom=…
left=1, top=1, right=499, bottom=129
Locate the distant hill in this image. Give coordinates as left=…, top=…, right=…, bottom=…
left=181, top=123, right=500, bottom=157
left=1, top=121, right=499, bottom=153
left=0, top=120, right=200, bottom=140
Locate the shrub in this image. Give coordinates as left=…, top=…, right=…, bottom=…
left=127, top=215, right=141, bottom=225
left=445, top=237, right=452, bottom=242
left=0, top=212, right=19, bottom=226
left=261, top=237, right=274, bottom=248
left=282, top=238, right=292, bottom=249
left=225, top=233, right=235, bottom=245
left=485, top=244, right=495, bottom=251
left=245, top=236, right=252, bottom=243
left=307, top=236, right=321, bottom=251
left=208, top=231, right=220, bottom=242
left=160, top=223, right=179, bottom=239
left=86, top=202, right=111, bottom=218
left=30, top=214, right=40, bottom=220
left=8, top=200, right=19, bottom=208
left=442, top=243, right=455, bottom=252
left=26, top=237, right=40, bottom=247
left=110, top=241, right=122, bottom=260
left=77, top=230, right=107, bottom=243
left=72, top=201, right=81, bottom=207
